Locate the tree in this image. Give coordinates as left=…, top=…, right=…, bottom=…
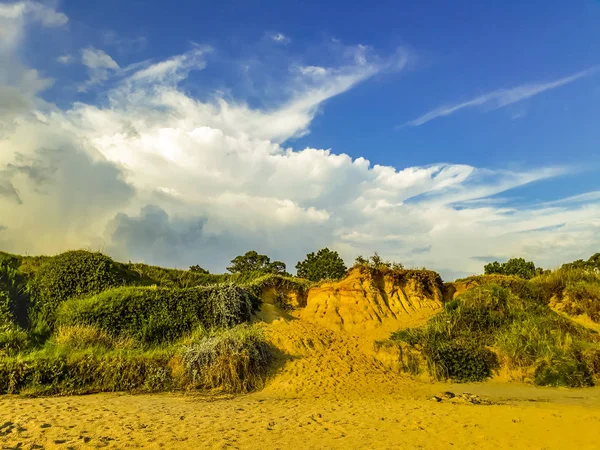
left=189, top=265, right=209, bottom=274
left=562, top=253, right=600, bottom=272
left=226, top=250, right=287, bottom=275
left=295, top=248, right=347, bottom=282
left=484, top=257, right=537, bottom=279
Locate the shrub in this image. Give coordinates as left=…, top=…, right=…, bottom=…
left=495, top=315, right=584, bottom=368
left=0, top=327, right=31, bottom=356
left=531, top=267, right=600, bottom=303
left=57, top=284, right=257, bottom=345
left=562, top=281, right=600, bottom=321
left=181, top=325, right=272, bottom=393
left=0, top=350, right=174, bottom=395
left=31, top=251, right=132, bottom=328
left=428, top=341, right=499, bottom=382
left=534, top=355, right=593, bottom=388
left=125, top=262, right=223, bottom=288
left=484, top=257, right=539, bottom=279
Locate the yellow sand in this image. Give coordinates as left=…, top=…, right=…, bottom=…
left=2, top=274, right=600, bottom=449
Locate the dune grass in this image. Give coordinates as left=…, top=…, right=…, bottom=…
left=391, top=282, right=600, bottom=386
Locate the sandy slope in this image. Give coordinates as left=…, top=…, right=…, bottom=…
left=2, top=283, right=600, bottom=449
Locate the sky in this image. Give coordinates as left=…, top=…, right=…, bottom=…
left=0, top=0, right=599, bottom=280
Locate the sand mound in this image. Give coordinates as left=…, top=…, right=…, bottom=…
left=257, top=315, right=411, bottom=399
left=299, top=268, right=443, bottom=340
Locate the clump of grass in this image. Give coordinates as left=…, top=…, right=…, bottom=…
left=0, top=327, right=31, bottom=357
left=181, top=324, right=272, bottom=393
left=53, top=325, right=135, bottom=350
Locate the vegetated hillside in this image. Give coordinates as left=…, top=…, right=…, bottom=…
left=1, top=248, right=599, bottom=396
left=387, top=266, right=600, bottom=387
left=0, top=250, right=310, bottom=396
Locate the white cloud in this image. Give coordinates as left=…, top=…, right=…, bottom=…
left=270, top=32, right=290, bottom=44
left=79, top=47, right=119, bottom=91
left=406, top=67, right=597, bottom=126
left=57, top=54, right=73, bottom=64
left=0, top=1, right=67, bottom=48
left=0, top=6, right=599, bottom=279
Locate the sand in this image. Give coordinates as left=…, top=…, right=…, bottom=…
left=3, top=384, right=600, bottom=449
left=2, top=280, right=600, bottom=449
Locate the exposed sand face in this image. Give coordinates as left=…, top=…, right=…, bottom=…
left=2, top=274, right=600, bottom=449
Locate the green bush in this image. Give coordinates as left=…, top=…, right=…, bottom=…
left=295, top=248, right=347, bottom=282
left=181, top=325, right=272, bottom=393
left=484, top=257, right=539, bottom=279
left=57, top=284, right=257, bottom=345
left=534, top=355, right=593, bottom=388
left=0, top=327, right=31, bottom=356
left=428, top=341, right=499, bottom=382
left=0, top=350, right=174, bottom=395
left=391, top=283, right=595, bottom=384
left=562, top=281, right=600, bottom=321
left=31, top=251, right=132, bottom=328
left=125, top=262, right=224, bottom=288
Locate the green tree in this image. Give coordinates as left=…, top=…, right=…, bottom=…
left=189, top=265, right=209, bottom=274
left=484, top=257, right=538, bottom=279
left=295, top=248, right=347, bottom=282
left=227, top=251, right=287, bottom=275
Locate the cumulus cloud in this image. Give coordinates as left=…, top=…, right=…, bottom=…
left=0, top=1, right=67, bottom=47
left=0, top=2, right=598, bottom=279
left=405, top=67, right=597, bottom=126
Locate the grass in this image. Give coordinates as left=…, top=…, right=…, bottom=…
left=0, top=250, right=295, bottom=396
left=0, top=324, right=272, bottom=396
left=391, top=282, right=600, bottom=386
left=180, top=324, right=272, bottom=393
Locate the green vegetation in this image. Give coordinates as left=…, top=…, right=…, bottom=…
left=354, top=252, right=404, bottom=271
left=227, top=250, right=287, bottom=275
left=56, top=284, right=257, bottom=345
left=483, top=257, right=544, bottom=279
left=181, top=325, right=271, bottom=392
left=1, top=246, right=599, bottom=396
left=0, top=249, right=282, bottom=396
left=392, top=276, right=600, bottom=386
left=295, top=248, right=347, bottom=282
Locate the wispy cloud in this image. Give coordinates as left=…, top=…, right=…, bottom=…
left=57, top=54, right=73, bottom=64
left=78, top=47, right=120, bottom=91
left=269, top=32, right=290, bottom=44
left=405, top=67, right=597, bottom=127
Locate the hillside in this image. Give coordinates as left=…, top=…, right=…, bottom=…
left=1, top=249, right=600, bottom=398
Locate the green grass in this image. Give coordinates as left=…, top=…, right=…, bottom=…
left=56, top=283, right=258, bottom=345
left=391, top=282, right=600, bottom=386
left=0, top=324, right=272, bottom=396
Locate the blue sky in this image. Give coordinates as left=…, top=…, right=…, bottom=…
left=1, top=0, right=599, bottom=279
